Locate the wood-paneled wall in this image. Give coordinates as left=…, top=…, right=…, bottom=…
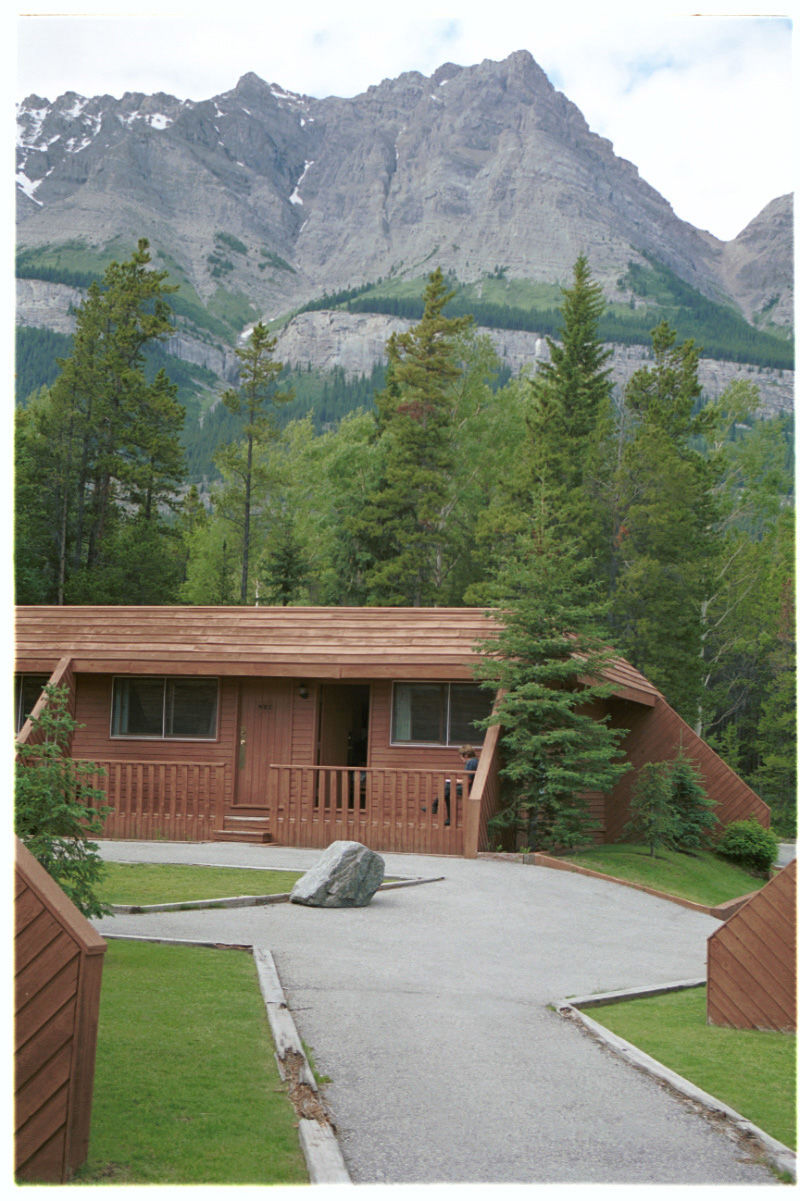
left=605, top=696, right=770, bottom=843
left=15, top=839, right=107, bottom=1182
left=707, top=859, right=796, bottom=1032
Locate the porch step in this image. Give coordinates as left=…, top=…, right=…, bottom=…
left=214, top=815, right=273, bottom=844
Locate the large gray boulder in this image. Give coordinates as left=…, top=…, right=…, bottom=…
left=290, top=841, right=385, bottom=908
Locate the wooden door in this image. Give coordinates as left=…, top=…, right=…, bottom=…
left=235, top=680, right=292, bottom=807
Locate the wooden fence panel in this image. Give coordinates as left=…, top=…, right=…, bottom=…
left=707, top=859, right=796, bottom=1031
left=15, top=839, right=106, bottom=1183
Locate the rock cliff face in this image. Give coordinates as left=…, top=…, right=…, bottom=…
left=16, top=51, right=793, bottom=329
left=273, top=309, right=793, bottom=416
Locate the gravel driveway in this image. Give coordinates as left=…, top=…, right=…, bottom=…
left=93, top=841, right=781, bottom=1185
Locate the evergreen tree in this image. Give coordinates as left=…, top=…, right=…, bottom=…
left=353, top=268, right=473, bottom=605
left=14, top=239, right=184, bottom=603
left=623, top=762, right=678, bottom=857
left=611, top=321, right=716, bottom=722
left=214, top=322, right=292, bottom=603
left=475, top=488, right=628, bottom=851
left=528, top=253, right=613, bottom=500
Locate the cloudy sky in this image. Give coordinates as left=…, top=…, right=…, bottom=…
left=13, top=1, right=797, bottom=242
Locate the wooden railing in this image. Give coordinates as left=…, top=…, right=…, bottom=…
left=81, top=760, right=225, bottom=843
left=269, top=765, right=469, bottom=854
left=464, top=720, right=503, bottom=858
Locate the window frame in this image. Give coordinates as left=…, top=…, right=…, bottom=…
left=390, top=681, right=490, bottom=749
left=110, top=675, right=220, bottom=742
left=14, top=674, right=50, bottom=732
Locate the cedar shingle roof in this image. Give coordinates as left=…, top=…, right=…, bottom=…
left=14, top=605, right=660, bottom=705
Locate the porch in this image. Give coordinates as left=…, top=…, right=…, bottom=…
left=81, top=733, right=502, bottom=858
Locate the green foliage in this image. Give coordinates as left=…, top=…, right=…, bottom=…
left=215, top=231, right=248, bottom=256
left=213, top=322, right=293, bottom=602
left=623, top=762, right=679, bottom=856
left=666, top=749, right=718, bottom=849
left=14, top=237, right=186, bottom=605
left=352, top=267, right=478, bottom=605
left=612, top=321, right=716, bottom=721
left=624, top=750, right=716, bottom=855
left=716, top=818, right=779, bottom=876
left=16, top=326, right=74, bottom=404
left=15, top=685, right=111, bottom=918
left=476, top=507, right=628, bottom=852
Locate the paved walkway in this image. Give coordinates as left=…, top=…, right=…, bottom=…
left=93, top=841, right=781, bottom=1185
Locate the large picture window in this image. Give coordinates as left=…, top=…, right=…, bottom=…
left=111, top=677, right=219, bottom=740
left=391, top=682, right=492, bottom=746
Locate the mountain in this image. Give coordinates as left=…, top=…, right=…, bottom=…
left=16, top=49, right=794, bottom=430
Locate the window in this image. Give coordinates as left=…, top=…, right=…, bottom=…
left=391, top=682, right=492, bottom=746
left=14, top=674, right=50, bottom=731
left=111, top=677, right=218, bottom=740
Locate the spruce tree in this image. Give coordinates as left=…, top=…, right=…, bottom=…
left=611, top=321, right=717, bottom=722
left=475, top=487, right=628, bottom=851
left=354, top=268, right=473, bottom=605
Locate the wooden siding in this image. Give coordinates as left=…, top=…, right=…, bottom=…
left=15, top=839, right=106, bottom=1183
left=707, top=859, right=796, bottom=1032
left=604, top=695, right=770, bottom=843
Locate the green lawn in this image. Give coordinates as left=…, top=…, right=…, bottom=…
left=558, top=844, right=766, bottom=907
left=588, top=986, right=796, bottom=1151
left=101, top=861, right=303, bottom=906
left=75, top=940, right=309, bottom=1184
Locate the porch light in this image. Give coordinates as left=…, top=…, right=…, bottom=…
left=298, top=682, right=309, bottom=699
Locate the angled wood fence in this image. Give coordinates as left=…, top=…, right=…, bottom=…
left=15, top=838, right=107, bottom=1182
left=707, top=858, right=796, bottom=1032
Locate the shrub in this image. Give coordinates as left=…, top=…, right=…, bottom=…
left=624, top=750, right=717, bottom=856
left=716, top=818, right=779, bottom=876
left=15, top=684, right=111, bottom=916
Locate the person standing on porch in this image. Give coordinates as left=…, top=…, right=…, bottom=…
left=432, top=745, right=478, bottom=825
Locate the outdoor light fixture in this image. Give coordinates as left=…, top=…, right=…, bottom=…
left=298, top=682, right=309, bottom=699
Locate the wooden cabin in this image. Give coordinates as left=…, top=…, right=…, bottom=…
left=14, top=605, right=769, bottom=858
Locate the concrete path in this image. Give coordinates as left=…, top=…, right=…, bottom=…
left=93, top=841, right=780, bottom=1186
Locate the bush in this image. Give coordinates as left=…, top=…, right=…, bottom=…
left=624, top=750, right=717, bottom=856
left=716, top=818, right=779, bottom=876
left=15, top=684, right=111, bottom=916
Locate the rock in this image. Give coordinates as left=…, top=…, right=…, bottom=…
left=290, top=841, right=385, bottom=908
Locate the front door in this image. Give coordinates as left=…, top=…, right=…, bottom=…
left=235, top=679, right=292, bottom=807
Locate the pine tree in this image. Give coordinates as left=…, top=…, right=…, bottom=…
left=475, top=487, right=628, bottom=851
left=353, top=268, right=473, bottom=605
left=14, top=238, right=184, bottom=603
left=611, top=321, right=717, bottom=722
left=214, top=322, right=292, bottom=603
